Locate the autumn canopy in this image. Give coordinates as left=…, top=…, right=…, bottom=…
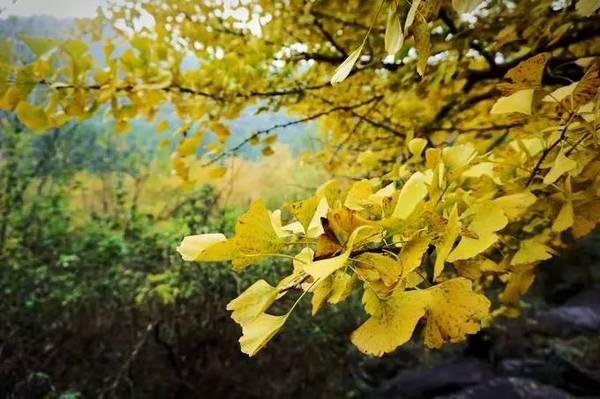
left=2, top=0, right=599, bottom=356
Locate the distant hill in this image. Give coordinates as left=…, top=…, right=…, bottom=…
left=0, top=14, right=76, bottom=38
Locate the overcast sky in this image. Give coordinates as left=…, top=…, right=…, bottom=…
left=1, top=0, right=108, bottom=18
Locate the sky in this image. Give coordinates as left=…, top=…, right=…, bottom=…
left=0, top=0, right=107, bottom=18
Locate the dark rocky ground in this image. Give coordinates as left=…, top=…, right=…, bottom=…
left=355, top=287, right=600, bottom=399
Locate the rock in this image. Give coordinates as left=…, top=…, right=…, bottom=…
left=565, top=287, right=600, bottom=307
left=373, top=358, right=493, bottom=398
left=537, top=305, right=600, bottom=337
left=497, top=358, right=566, bottom=386
left=535, top=288, right=600, bottom=337
left=434, top=377, right=572, bottom=399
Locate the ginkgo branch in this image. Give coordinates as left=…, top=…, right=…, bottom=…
left=526, top=113, right=576, bottom=186
left=203, top=96, right=384, bottom=166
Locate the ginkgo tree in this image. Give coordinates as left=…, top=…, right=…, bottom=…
left=1, top=0, right=600, bottom=356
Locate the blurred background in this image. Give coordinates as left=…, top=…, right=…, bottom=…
left=1, top=3, right=600, bottom=399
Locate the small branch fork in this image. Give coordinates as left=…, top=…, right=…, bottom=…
left=526, top=113, right=576, bottom=186
left=203, top=95, right=384, bottom=166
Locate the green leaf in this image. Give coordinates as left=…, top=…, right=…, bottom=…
left=0, top=39, right=12, bottom=63
left=20, top=35, right=59, bottom=57
left=62, top=39, right=89, bottom=59
left=15, top=101, right=49, bottom=132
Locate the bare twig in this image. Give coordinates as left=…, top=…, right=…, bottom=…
left=101, top=322, right=154, bottom=398
left=526, top=113, right=576, bottom=186
left=203, top=96, right=383, bottom=166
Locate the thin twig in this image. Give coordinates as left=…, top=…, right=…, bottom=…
left=101, top=322, right=154, bottom=398
left=203, top=96, right=383, bottom=166
left=526, top=113, right=576, bottom=186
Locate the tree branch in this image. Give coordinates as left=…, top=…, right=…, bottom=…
left=204, top=95, right=384, bottom=165
left=526, top=113, right=576, bottom=186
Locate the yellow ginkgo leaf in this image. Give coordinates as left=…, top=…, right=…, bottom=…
left=311, top=276, right=332, bottom=315
left=404, top=0, right=422, bottom=33
left=511, top=237, right=554, bottom=265
left=542, top=82, right=577, bottom=103
left=328, top=271, right=356, bottom=304
left=227, top=280, right=279, bottom=324
left=233, top=199, right=284, bottom=269
left=277, top=247, right=313, bottom=290
left=262, top=146, right=275, bottom=156
left=263, top=134, right=278, bottom=145
left=239, top=313, right=287, bottom=357
left=490, top=89, right=534, bottom=115
left=62, top=39, right=88, bottom=59
left=422, top=278, right=491, bottom=348
left=344, top=180, right=373, bottom=211
left=572, top=200, right=600, bottom=238
left=209, top=121, right=230, bottom=141
left=294, top=247, right=314, bottom=272
left=543, top=151, right=577, bottom=185
left=192, top=200, right=284, bottom=270
left=442, top=144, right=477, bottom=171
left=362, top=288, right=381, bottom=316
left=398, top=236, right=431, bottom=278
left=414, top=20, right=431, bottom=76
left=327, top=208, right=381, bottom=245
left=156, top=119, right=169, bottom=133
left=405, top=270, right=426, bottom=288
left=501, top=53, right=550, bottom=92
left=195, top=238, right=240, bottom=263
left=352, top=278, right=490, bottom=355
left=304, top=249, right=350, bottom=281
left=433, top=207, right=460, bottom=281
left=351, top=289, right=428, bottom=356
left=452, top=0, right=482, bottom=14
left=304, top=225, right=372, bottom=280
left=493, top=191, right=537, bottom=221
left=315, top=179, right=343, bottom=207
left=448, top=233, right=499, bottom=261
left=177, top=133, right=202, bottom=156
left=305, top=197, right=329, bottom=238
left=356, top=252, right=401, bottom=287
left=367, top=182, right=396, bottom=214
left=330, top=44, right=363, bottom=85
left=177, top=233, right=227, bottom=261
left=281, top=221, right=306, bottom=236
left=408, top=138, right=428, bottom=158
left=116, top=120, right=132, bottom=134
left=207, top=165, right=227, bottom=179
left=270, top=210, right=291, bottom=238
left=288, top=195, right=322, bottom=234
left=453, top=257, right=503, bottom=280
left=552, top=176, right=573, bottom=232
left=576, top=0, right=600, bottom=17
left=392, top=172, right=430, bottom=219
left=499, top=268, right=535, bottom=304
left=447, top=203, right=507, bottom=262
left=385, top=9, right=403, bottom=56
left=463, top=162, right=501, bottom=184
